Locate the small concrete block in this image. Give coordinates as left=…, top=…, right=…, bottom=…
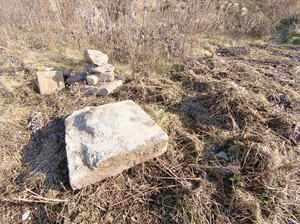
left=36, top=71, right=64, bottom=95
left=86, top=75, right=98, bottom=85
left=96, top=80, right=123, bottom=96
left=80, top=80, right=123, bottom=96
left=65, top=100, right=169, bottom=189
left=86, top=64, right=115, bottom=74
left=95, top=72, right=114, bottom=82
left=84, top=50, right=109, bottom=66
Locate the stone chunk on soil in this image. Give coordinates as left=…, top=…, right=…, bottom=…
left=84, top=50, right=108, bottom=66
left=86, top=64, right=115, bottom=74
left=65, top=100, right=169, bottom=189
left=65, top=72, right=87, bottom=85
left=86, top=75, right=98, bottom=85
left=36, top=71, right=64, bottom=95
left=94, top=72, right=114, bottom=82
left=81, top=80, right=123, bottom=96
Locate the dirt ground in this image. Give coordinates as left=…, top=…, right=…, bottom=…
left=0, top=43, right=300, bottom=223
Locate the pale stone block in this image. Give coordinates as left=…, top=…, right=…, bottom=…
left=96, top=79, right=123, bottom=95
left=36, top=71, right=64, bottom=95
left=84, top=50, right=108, bottom=66
left=86, top=64, right=115, bottom=74
left=81, top=80, right=123, bottom=96
left=86, top=75, right=98, bottom=85
left=65, top=100, right=169, bottom=189
left=95, top=72, right=114, bottom=82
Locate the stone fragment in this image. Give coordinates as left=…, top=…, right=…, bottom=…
left=66, top=72, right=87, bottom=85
left=45, top=68, right=72, bottom=79
left=86, top=64, right=115, bottom=81
left=36, top=71, right=64, bottom=95
left=84, top=50, right=108, bottom=66
left=65, top=100, right=169, bottom=189
left=86, top=64, right=115, bottom=74
left=92, top=73, right=114, bottom=82
left=96, top=80, right=123, bottom=96
left=86, top=75, right=98, bottom=85
left=22, top=210, right=30, bottom=221
left=81, top=80, right=123, bottom=95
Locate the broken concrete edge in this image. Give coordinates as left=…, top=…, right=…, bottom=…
left=86, top=63, right=115, bottom=74
left=70, top=138, right=167, bottom=190
left=81, top=79, right=124, bottom=96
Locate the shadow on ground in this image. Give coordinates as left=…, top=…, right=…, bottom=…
left=19, top=116, right=70, bottom=191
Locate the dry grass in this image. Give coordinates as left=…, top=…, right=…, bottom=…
left=0, top=0, right=300, bottom=223
left=0, top=0, right=300, bottom=73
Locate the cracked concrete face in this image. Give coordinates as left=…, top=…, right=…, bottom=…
left=36, top=71, right=64, bottom=95
left=65, top=100, right=169, bottom=189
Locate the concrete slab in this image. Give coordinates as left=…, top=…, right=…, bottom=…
left=65, top=100, right=169, bottom=189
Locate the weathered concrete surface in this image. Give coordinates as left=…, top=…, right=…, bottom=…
left=84, top=50, right=108, bottom=66
left=81, top=80, right=123, bottom=95
left=96, top=80, right=123, bottom=95
left=86, top=75, right=98, bottom=85
left=36, top=71, right=64, bottom=95
left=65, top=100, right=169, bottom=189
left=86, top=64, right=115, bottom=74
left=65, top=72, right=87, bottom=85
left=86, top=64, right=115, bottom=81
left=95, top=72, right=114, bottom=82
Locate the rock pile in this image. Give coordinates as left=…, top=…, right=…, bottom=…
left=65, top=100, right=169, bottom=189
left=82, top=50, right=123, bottom=96
left=36, top=50, right=123, bottom=95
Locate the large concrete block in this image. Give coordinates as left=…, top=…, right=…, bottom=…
left=36, top=71, right=64, bottom=95
left=65, top=100, right=169, bottom=189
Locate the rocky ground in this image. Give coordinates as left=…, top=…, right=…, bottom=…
left=0, top=42, right=300, bottom=223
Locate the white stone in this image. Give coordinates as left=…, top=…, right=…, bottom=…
left=96, top=80, right=123, bottom=95
left=86, top=64, right=115, bottom=74
left=22, top=210, right=30, bottom=221
left=86, top=75, right=98, bottom=85
left=81, top=80, right=123, bottom=95
left=84, top=50, right=109, bottom=66
left=36, top=71, right=64, bottom=95
left=95, top=72, right=114, bottom=82
left=65, top=100, right=169, bottom=189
